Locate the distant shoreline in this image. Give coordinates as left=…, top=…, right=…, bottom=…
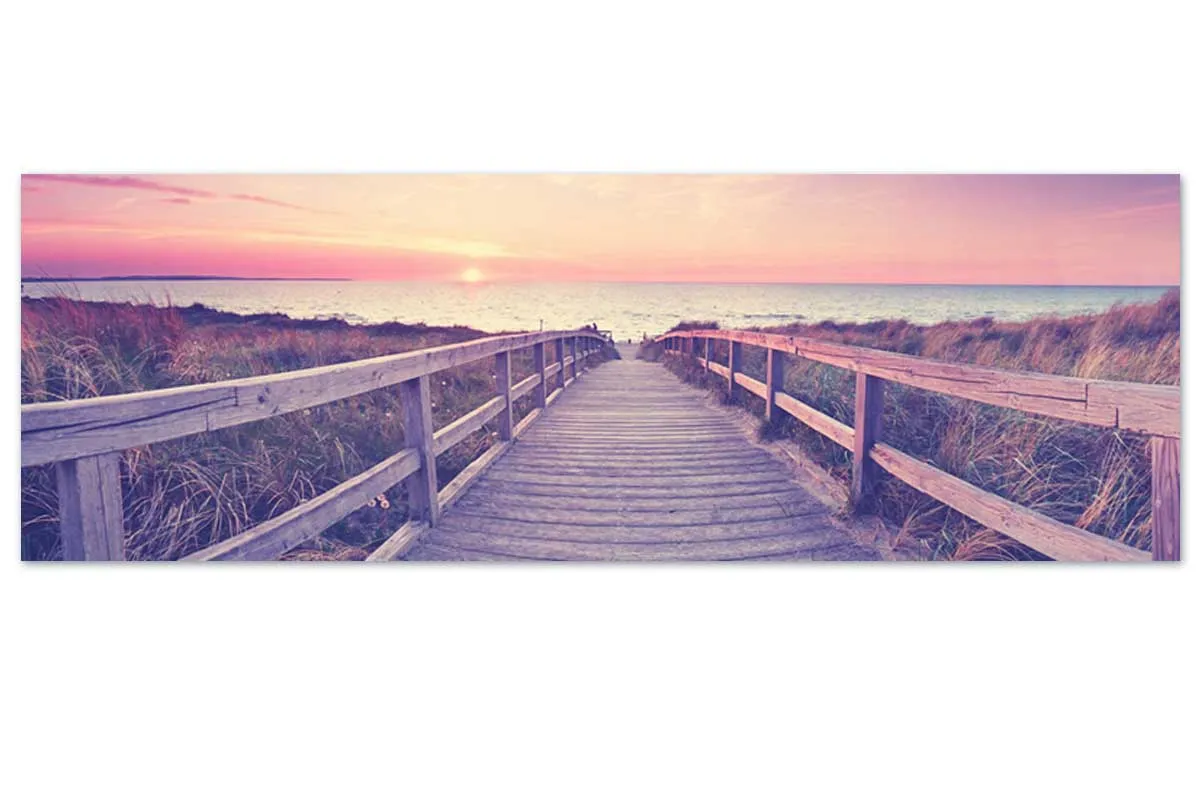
left=19, top=277, right=1177, bottom=288
left=21, top=275, right=349, bottom=282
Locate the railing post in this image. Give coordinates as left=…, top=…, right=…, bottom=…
left=533, top=340, right=548, bottom=408
left=400, top=375, right=439, bottom=526
left=1150, top=436, right=1180, bottom=561
left=55, top=452, right=124, bottom=560
left=851, top=372, right=884, bottom=512
left=494, top=350, right=513, bottom=441
left=570, top=336, right=579, bottom=378
left=728, top=339, right=742, bottom=398
left=704, top=337, right=712, bottom=372
left=555, top=337, right=566, bottom=390
left=766, top=347, right=785, bottom=423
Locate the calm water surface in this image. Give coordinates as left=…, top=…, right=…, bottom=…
left=22, top=280, right=1172, bottom=342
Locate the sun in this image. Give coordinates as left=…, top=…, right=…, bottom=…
left=460, top=266, right=484, bottom=283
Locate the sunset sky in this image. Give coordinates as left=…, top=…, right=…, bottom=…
left=20, top=174, right=1180, bottom=285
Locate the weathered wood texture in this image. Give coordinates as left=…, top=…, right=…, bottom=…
left=1150, top=436, right=1181, bottom=561
left=773, top=391, right=854, bottom=450
left=28, top=329, right=612, bottom=561
left=437, top=441, right=511, bottom=514
left=555, top=338, right=566, bottom=390
left=870, top=443, right=1149, bottom=562
left=851, top=373, right=884, bottom=511
left=494, top=350, right=514, bottom=441
left=734, top=372, right=768, bottom=401
left=405, top=359, right=880, bottom=561
left=728, top=340, right=743, bottom=398
left=365, top=520, right=428, bottom=562
left=184, top=447, right=421, bottom=561
left=432, top=395, right=505, bottom=456
left=55, top=452, right=125, bottom=560
left=765, top=348, right=785, bottom=422
left=664, top=329, right=1172, bottom=562
left=510, top=373, right=540, bottom=401
left=21, top=328, right=606, bottom=468
left=533, top=342, right=548, bottom=408
left=402, top=375, right=439, bottom=527
left=660, top=329, right=1179, bottom=436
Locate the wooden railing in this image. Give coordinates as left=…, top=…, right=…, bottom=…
left=657, top=329, right=1181, bottom=562
left=22, top=328, right=615, bottom=561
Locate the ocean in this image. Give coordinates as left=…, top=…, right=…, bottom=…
left=20, top=280, right=1172, bottom=342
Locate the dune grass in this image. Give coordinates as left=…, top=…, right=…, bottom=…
left=652, top=290, right=1180, bottom=560
left=20, top=297, right=604, bottom=561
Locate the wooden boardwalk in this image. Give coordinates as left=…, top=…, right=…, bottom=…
left=22, top=322, right=1177, bottom=562
left=407, top=358, right=879, bottom=561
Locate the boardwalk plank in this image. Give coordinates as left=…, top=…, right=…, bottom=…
left=505, top=448, right=774, bottom=464
left=454, top=489, right=825, bottom=514
left=424, top=531, right=850, bottom=561
left=460, top=481, right=803, bottom=499
left=436, top=512, right=835, bottom=542
left=405, top=358, right=877, bottom=562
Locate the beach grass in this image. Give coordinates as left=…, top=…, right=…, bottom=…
left=20, top=297, right=604, bottom=561
left=652, top=290, right=1180, bottom=560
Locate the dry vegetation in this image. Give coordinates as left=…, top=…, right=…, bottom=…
left=649, top=291, right=1180, bottom=560
left=21, top=297, right=603, bottom=561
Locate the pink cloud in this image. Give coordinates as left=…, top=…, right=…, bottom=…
left=24, top=174, right=312, bottom=211
left=26, top=174, right=218, bottom=198
left=229, top=193, right=312, bottom=211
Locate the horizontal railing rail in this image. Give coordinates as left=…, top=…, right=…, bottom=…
left=23, top=328, right=615, bottom=561
left=657, top=329, right=1180, bottom=562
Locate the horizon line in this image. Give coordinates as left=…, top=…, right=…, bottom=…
left=19, top=275, right=1177, bottom=289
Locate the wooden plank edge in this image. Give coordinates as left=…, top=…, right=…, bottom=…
left=734, top=371, right=767, bottom=400
left=432, top=395, right=505, bottom=456
left=437, top=441, right=512, bottom=514
left=660, top=330, right=1179, bottom=435
left=1088, top=380, right=1180, bottom=437
left=184, top=447, right=422, bottom=561
left=773, top=390, right=855, bottom=450
left=365, top=520, right=429, bottom=561
left=21, top=327, right=605, bottom=468
left=511, top=372, right=540, bottom=400
left=513, top=408, right=542, bottom=440
left=869, top=442, right=1150, bottom=562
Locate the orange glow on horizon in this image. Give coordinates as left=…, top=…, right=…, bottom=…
left=19, top=174, right=1180, bottom=286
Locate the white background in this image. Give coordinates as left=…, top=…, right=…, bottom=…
left=1, top=2, right=1195, bottom=808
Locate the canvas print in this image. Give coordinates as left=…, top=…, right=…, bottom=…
left=19, top=174, right=1180, bottom=562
